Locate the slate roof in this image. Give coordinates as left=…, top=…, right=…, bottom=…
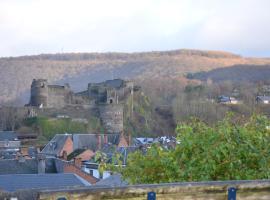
left=0, top=173, right=90, bottom=192
left=0, top=131, right=18, bottom=141
left=53, top=158, right=73, bottom=173
left=0, top=150, right=18, bottom=159
left=67, top=149, right=86, bottom=161
left=96, top=174, right=128, bottom=187
left=105, top=79, right=124, bottom=88
left=73, top=134, right=120, bottom=151
left=0, top=158, right=57, bottom=174
left=256, top=96, right=270, bottom=101
left=135, top=137, right=154, bottom=145
left=41, top=134, right=72, bottom=156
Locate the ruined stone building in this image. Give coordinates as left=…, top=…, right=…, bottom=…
left=27, top=79, right=134, bottom=134
left=29, top=79, right=133, bottom=108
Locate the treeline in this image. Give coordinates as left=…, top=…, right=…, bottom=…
left=139, top=78, right=270, bottom=132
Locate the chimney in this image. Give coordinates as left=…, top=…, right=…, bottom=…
left=104, top=134, right=108, bottom=144
left=74, top=157, right=82, bottom=168
left=37, top=154, right=46, bottom=174
left=97, top=135, right=102, bottom=150
left=62, top=150, right=67, bottom=161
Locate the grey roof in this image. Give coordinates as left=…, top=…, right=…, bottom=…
left=218, top=96, right=230, bottom=102
left=0, top=150, right=18, bottom=159
left=0, top=158, right=57, bottom=174
left=73, top=134, right=120, bottom=151
left=256, top=96, right=270, bottom=101
left=0, top=173, right=90, bottom=192
left=41, top=134, right=72, bottom=156
left=105, top=79, right=124, bottom=88
left=0, top=140, right=21, bottom=149
left=135, top=138, right=154, bottom=145
left=54, top=158, right=73, bottom=173
left=0, top=131, right=18, bottom=141
left=96, top=174, right=128, bottom=187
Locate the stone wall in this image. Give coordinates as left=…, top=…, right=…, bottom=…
left=38, top=180, right=270, bottom=200
left=29, top=79, right=133, bottom=108
left=1, top=179, right=270, bottom=200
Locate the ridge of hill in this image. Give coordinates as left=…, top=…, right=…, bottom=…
left=0, top=49, right=270, bottom=105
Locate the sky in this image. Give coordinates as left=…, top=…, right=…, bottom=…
left=0, top=0, right=270, bottom=57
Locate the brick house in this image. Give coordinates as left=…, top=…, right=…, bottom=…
left=41, top=134, right=73, bottom=157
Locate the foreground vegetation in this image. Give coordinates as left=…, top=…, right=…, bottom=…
left=119, top=114, right=270, bottom=184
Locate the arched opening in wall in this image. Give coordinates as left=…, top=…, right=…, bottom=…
left=109, top=99, right=113, bottom=104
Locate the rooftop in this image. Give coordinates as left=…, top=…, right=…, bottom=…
left=0, top=131, right=18, bottom=141
left=41, top=134, right=72, bottom=156
left=0, top=173, right=90, bottom=192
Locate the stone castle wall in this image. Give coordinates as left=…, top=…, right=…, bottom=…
left=29, top=79, right=132, bottom=108
left=27, top=79, right=132, bottom=134
left=46, top=85, right=73, bottom=108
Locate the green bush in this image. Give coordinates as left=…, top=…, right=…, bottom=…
left=121, top=114, right=270, bottom=184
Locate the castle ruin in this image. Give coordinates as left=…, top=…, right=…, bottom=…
left=28, top=79, right=134, bottom=134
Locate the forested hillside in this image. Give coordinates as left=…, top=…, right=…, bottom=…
left=1, top=49, right=270, bottom=105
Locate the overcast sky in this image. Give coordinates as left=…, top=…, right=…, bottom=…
left=0, top=0, right=270, bottom=57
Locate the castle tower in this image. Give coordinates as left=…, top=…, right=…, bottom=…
left=98, top=104, right=123, bottom=134
left=30, top=79, right=48, bottom=107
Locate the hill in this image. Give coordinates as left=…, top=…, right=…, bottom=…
left=191, top=64, right=270, bottom=83
left=0, top=49, right=270, bottom=105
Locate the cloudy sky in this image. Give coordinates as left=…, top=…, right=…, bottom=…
left=0, top=0, right=270, bottom=57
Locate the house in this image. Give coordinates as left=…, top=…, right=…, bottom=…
left=54, top=158, right=99, bottom=184
left=134, top=137, right=154, bottom=145
left=0, top=173, right=90, bottom=192
left=0, top=131, right=21, bottom=159
left=19, top=146, right=39, bottom=159
left=79, top=144, right=137, bottom=180
left=42, top=133, right=128, bottom=157
left=0, top=157, right=56, bottom=174
left=41, top=134, right=73, bottom=157
left=72, top=134, right=120, bottom=151
left=158, top=136, right=178, bottom=149
left=256, top=96, right=270, bottom=104
left=218, top=96, right=238, bottom=104
left=0, top=155, right=98, bottom=185
left=82, top=162, right=111, bottom=179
